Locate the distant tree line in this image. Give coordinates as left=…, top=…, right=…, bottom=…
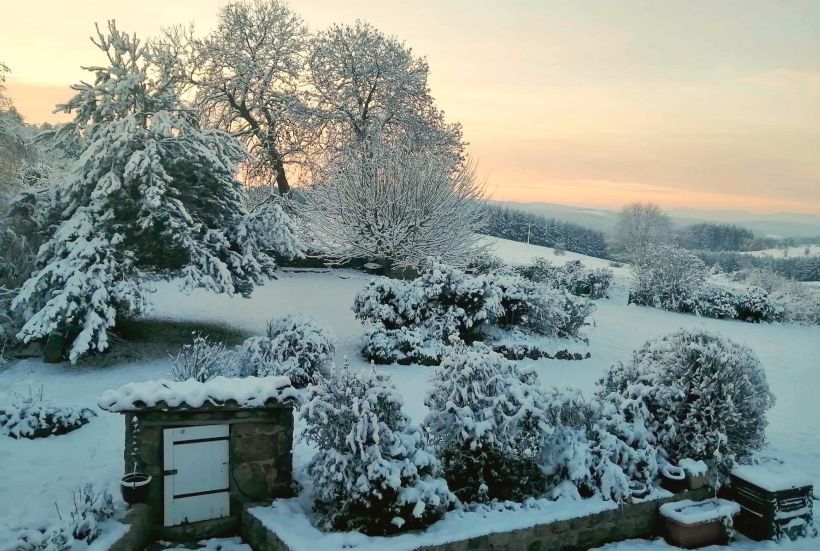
left=697, top=251, right=820, bottom=282
left=481, top=204, right=609, bottom=258
left=676, top=223, right=754, bottom=252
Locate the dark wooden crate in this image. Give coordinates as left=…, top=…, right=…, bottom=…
left=729, top=473, right=813, bottom=541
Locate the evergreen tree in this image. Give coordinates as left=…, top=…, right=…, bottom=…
left=12, top=22, right=291, bottom=361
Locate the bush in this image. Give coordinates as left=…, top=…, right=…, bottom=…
left=238, top=314, right=336, bottom=386
left=301, top=363, right=455, bottom=535
left=597, top=329, right=774, bottom=476
left=515, top=258, right=613, bottom=299
left=539, top=388, right=659, bottom=502
left=354, top=262, right=593, bottom=364
left=0, top=388, right=95, bottom=439
left=169, top=334, right=238, bottom=382
left=630, top=244, right=705, bottom=310
left=424, top=347, right=548, bottom=502
left=14, top=484, right=114, bottom=551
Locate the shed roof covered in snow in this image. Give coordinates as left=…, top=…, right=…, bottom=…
left=98, top=376, right=299, bottom=412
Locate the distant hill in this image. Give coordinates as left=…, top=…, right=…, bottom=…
left=493, top=201, right=820, bottom=239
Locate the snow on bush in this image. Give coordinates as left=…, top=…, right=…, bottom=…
left=597, top=329, right=774, bottom=477
left=538, top=388, right=659, bottom=502
left=354, top=262, right=593, bottom=364
left=14, top=484, right=114, bottom=551
left=169, top=334, right=239, bottom=382
left=0, top=388, right=95, bottom=439
left=517, top=258, right=613, bottom=299
left=423, top=347, right=548, bottom=502
left=300, top=363, right=455, bottom=535
left=630, top=244, right=705, bottom=311
left=238, top=314, right=336, bottom=387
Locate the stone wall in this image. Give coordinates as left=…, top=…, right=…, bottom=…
left=241, top=488, right=712, bottom=551
left=123, top=405, right=294, bottom=540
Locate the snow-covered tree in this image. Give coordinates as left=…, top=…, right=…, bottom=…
left=630, top=243, right=705, bottom=311
left=308, top=21, right=463, bottom=162
left=301, top=363, right=455, bottom=535
left=11, top=22, right=283, bottom=362
left=238, top=313, right=335, bottom=386
left=612, top=202, right=672, bottom=260
left=161, top=0, right=310, bottom=194
left=597, top=329, right=774, bottom=477
left=424, top=347, right=548, bottom=502
left=302, top=140, right=486, bottom=269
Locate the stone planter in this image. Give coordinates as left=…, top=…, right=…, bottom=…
left=660, top=498, right=740, bottom=549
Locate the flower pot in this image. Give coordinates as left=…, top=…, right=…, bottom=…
left=661, top=464, right=687, bottom=493
left=121, top=473, right=152, bottom=504
left=629, top=481, right=651, bottom=499
left=660, top=498, right=740, bottom=549
left=679, top=458, right=710, bottom=490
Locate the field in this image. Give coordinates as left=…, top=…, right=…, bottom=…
left=1, top=237, right=818, bottom=550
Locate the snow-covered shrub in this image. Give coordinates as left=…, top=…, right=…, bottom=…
left=424, top=347, right=548, bottom=502
left=682, top=284, right=738, bottom=319
left=354, top=262, right=593, bottom=364
left=538, top=388, right=659, bottom=502
left=630, top=244, right=705, bottom=311
left=466, top=251, right=507, bottom=275
left=0, top=388, right=95, bottom=439
left=597, top=329, right=774, bottom=476
left=515, top=257, right=612, bottom=299
left=238, top=314, right=335, bottom=386
left=169, top=334, right=238, bottom=382
left=733, top=286, right=782, bottom=323
left=301, top=363, right=455, bottom=535
left=14, top=484, right=114, bottom=551
left=735, top=268, right=820, bottom=325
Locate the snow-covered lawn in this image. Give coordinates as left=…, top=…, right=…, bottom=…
left=740, top=245, right=820, bottom=259
left=1, top=238, right=818, bottom=550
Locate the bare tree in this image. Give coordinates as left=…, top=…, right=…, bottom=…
left=307, top=21, right=464, bottom=164
left=162, top=0, right=310, bottom=194
left=612, top=202, right=672, bottom=260
left=302, top=140, right=486, bottom=270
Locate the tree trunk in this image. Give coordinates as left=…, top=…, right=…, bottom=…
left=272, top=154, right=290, bottom=195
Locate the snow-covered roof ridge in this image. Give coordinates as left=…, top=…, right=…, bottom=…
left=98, top=376, right=299, bottom=412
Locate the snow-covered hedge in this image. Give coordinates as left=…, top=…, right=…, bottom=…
left=597, top=329, right=774, bottom=476
left=300, top=364, right=455, bottom=535
left=14, top=484, right=114, bottom=551
left=517, top=258, right=613, bottom=299
left=238, top=314, right=336, bottom=387
left=0, top=390, right=95, bottom=439
left=423, top=348, right=548, bottom=502
left=354, top=262, right=592, bottom=364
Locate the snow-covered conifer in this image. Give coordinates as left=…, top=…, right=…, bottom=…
left=301, top=363, right=455, bottom=534
left=424, top=347, right=548, bottom=502
left=11, top=22, right=284, bottom=361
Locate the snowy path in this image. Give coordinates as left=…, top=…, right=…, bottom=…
left=1, top=254, right=818, bottom=549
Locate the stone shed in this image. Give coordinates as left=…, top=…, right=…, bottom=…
left=98, top=376, right=299, bottom=541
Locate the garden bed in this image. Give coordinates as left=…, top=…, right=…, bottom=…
left=242, top=488, right=712, bottom=551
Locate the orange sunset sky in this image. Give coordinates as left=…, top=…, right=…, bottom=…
left=3, top=0, right=820, bottom=214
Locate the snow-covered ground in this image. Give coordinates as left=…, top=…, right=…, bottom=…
left=740, top=244, right=820, bottom=258
left=1, top=238, right=818, bottom=550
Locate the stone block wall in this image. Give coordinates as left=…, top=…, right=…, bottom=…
left=242, top=488, right=712, bottom=551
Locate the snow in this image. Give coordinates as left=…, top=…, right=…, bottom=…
left=731, top=464, right=814, bottom=493
left=678, top=459, right=708, bottom=477
left=1, top=240, right=819, bottom=550
left=740, top=245, right=820, bottom=259
left=659, top=499, right=740, bottom=526
left=98, top=376, right=296, bottom=412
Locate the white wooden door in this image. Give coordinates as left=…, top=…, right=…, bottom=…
left=163, top=425, right=230, bottom=526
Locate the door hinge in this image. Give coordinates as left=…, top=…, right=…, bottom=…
left=163, top=469, right=178, bottom=476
